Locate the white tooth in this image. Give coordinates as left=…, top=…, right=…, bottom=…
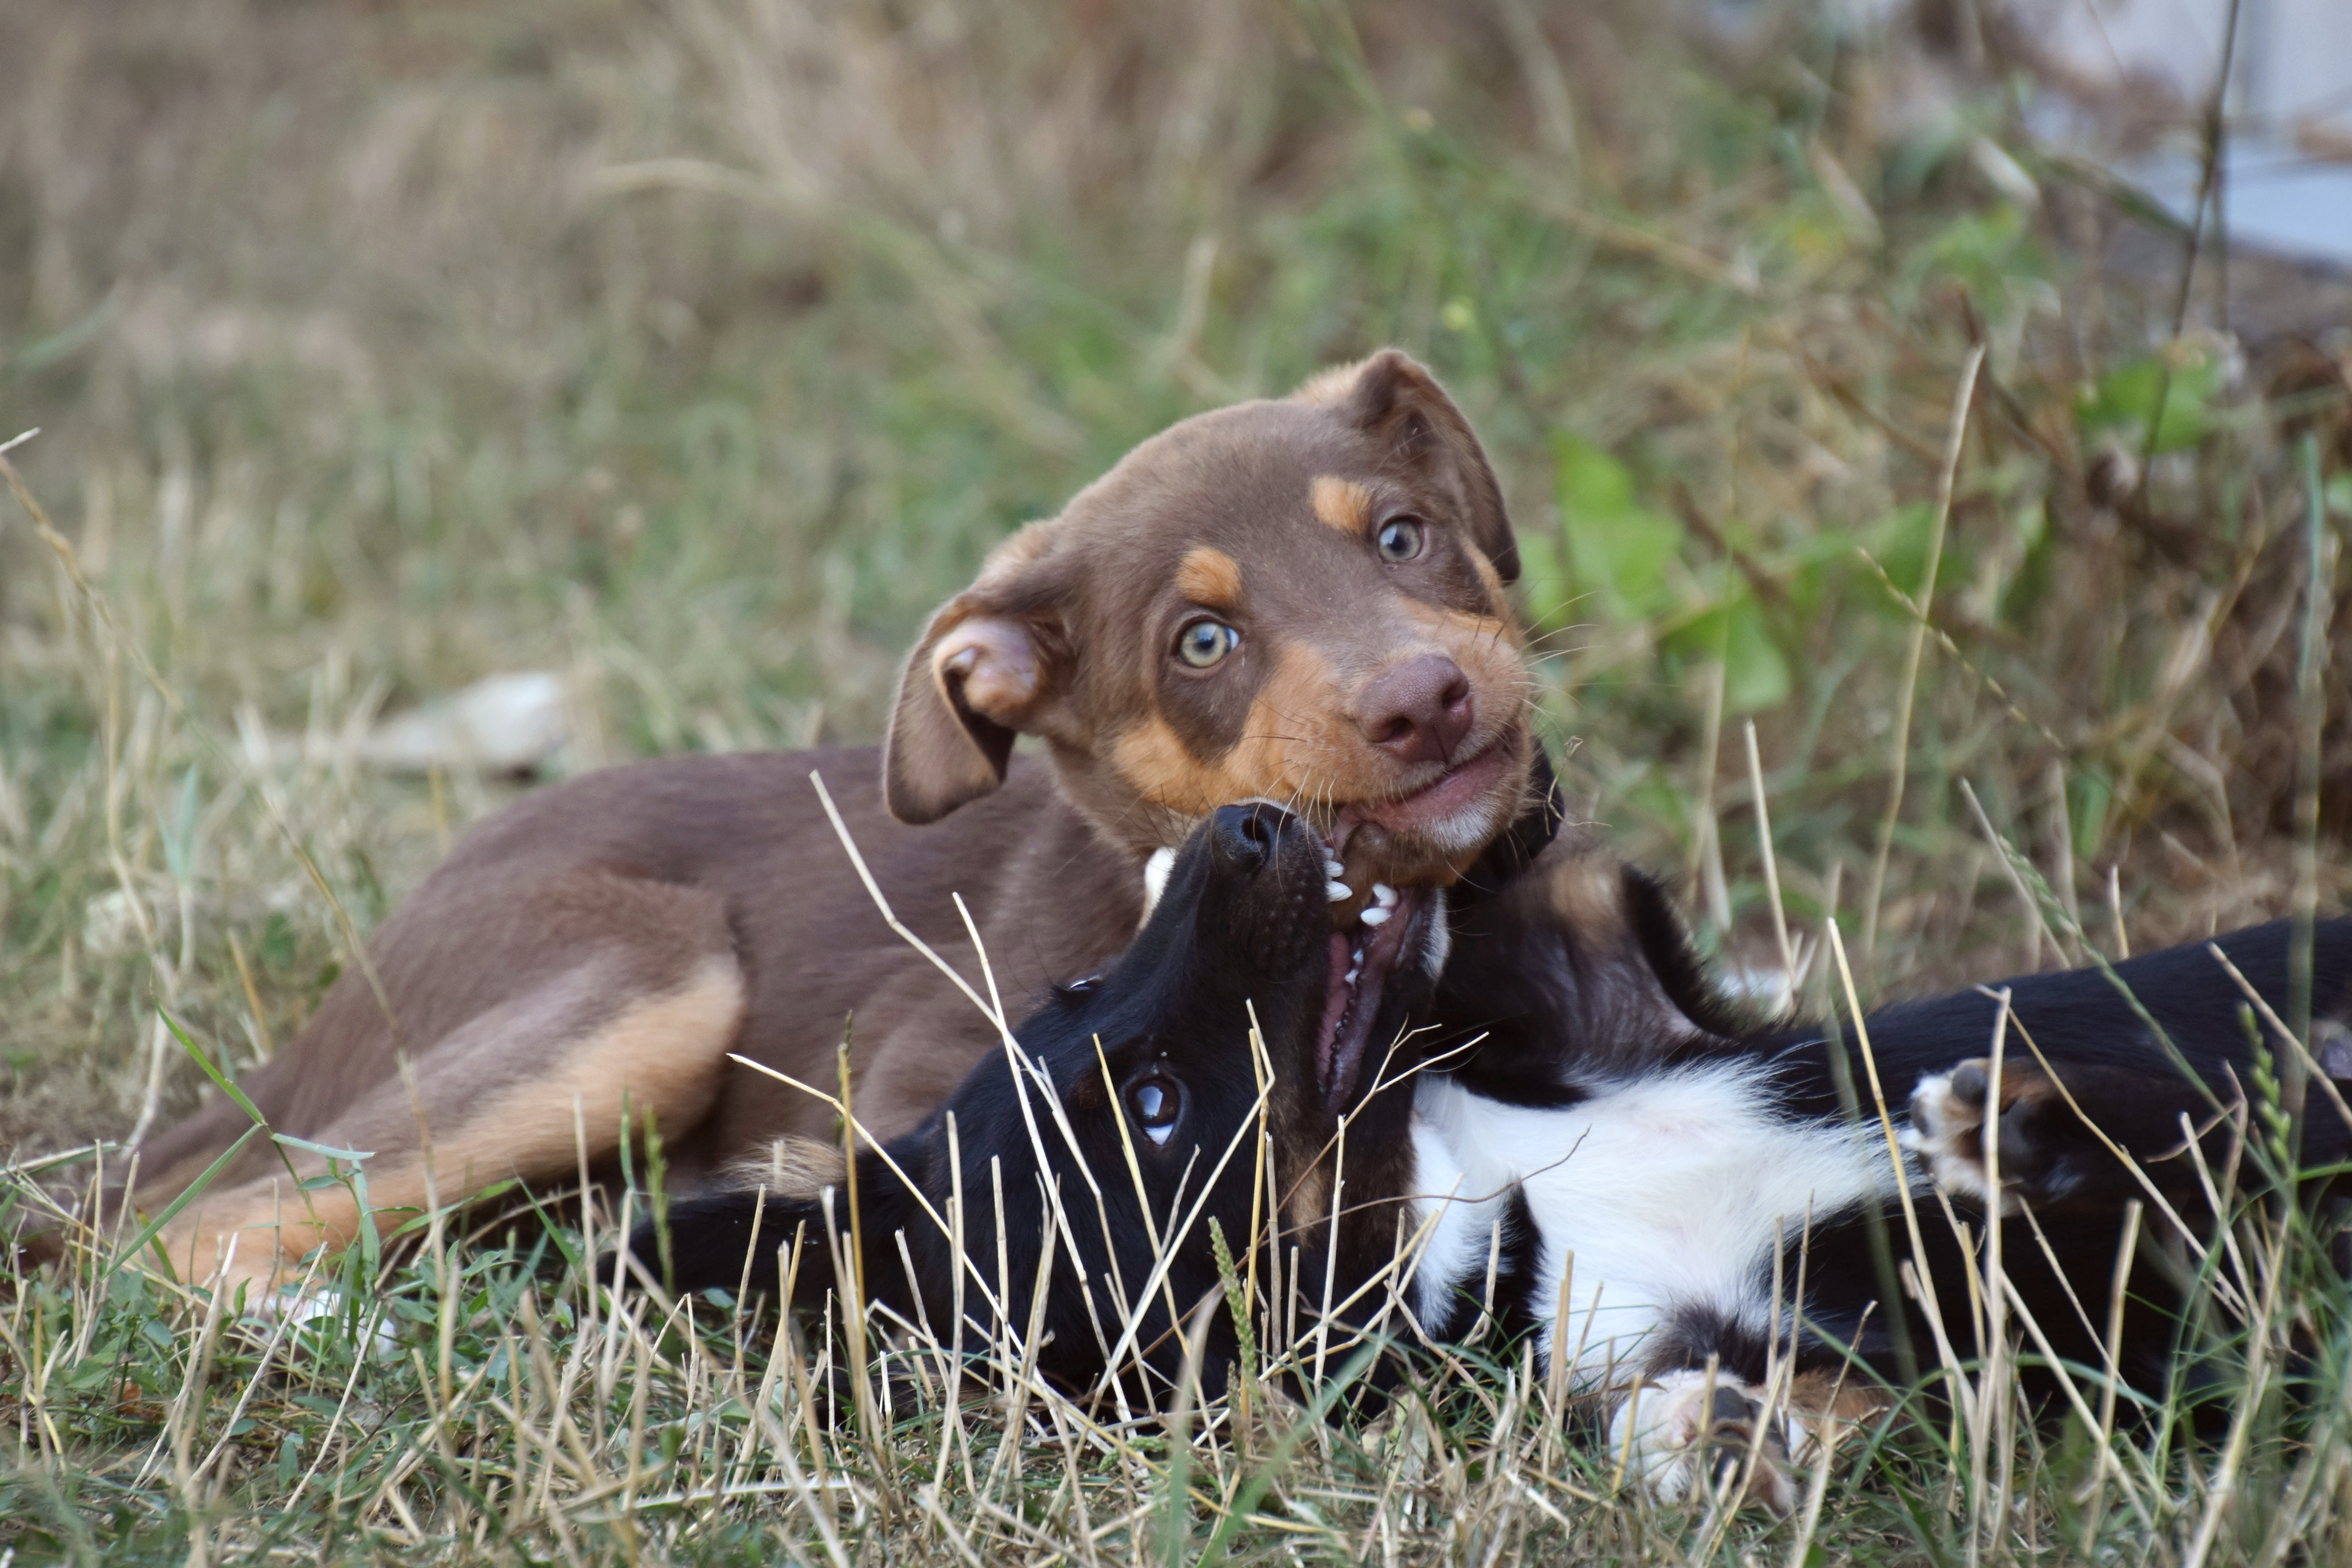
left=1326, top=881, right=1353, bottom=902
left=1372, top=882, right=1399, bottom=908
left=1324, top=858, right=1346, bottom=878
left=1343, top=967, right=1359, bottom=984
left=1359, top=905, right=1392, bottom=926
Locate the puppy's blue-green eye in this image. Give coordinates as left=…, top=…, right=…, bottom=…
left=1129, top=1074, right=1182, bottom=1145
left=1176, top=619, right=1238, bottom=669
left=1376, top=518, right=1425, bottom=563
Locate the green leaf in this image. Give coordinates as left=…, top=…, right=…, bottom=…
left=1662, top=593, right=1791, bottom=713
left=161, top=1010, right=266, bottom=1127
left=1552, top=434, right=1685, bottom=621
left=1866, top=502, right=1941, bottom=607
left=2076, top=348, right=2218, bottom=455
left=1719, top=595, right=1792, bottom=712
left=1514, top=525, right=1576, bottom=633
left=2068, top=768, right=2112, bottom=864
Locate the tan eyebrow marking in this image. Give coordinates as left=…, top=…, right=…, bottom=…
left=1310, top=474, right=1375, bottom=535
left=1176, top=545, right=1244, bottom=609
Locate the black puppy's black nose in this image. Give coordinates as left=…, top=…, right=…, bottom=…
left=1209, top=802, right=1290, bottom=873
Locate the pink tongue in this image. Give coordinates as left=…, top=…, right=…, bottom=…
left=1316, top=930, right=1355, bottom=1094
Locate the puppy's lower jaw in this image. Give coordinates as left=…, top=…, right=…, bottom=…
left=1611, top=1368, right=1800, bottom=1515
left=1327, top=724, right=1534, bottom=896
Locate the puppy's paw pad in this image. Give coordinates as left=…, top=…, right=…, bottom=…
left=1903, top=1058, right=2056, bottom=1209
left=1611, top=1370, right=1799, bottom=1515
left=1904, top=1063, right=1987, bottom=1183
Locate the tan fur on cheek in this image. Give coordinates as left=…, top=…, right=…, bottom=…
left=1310, top=475, right=1375, bottom=535
left=1176, top=546, right=1244, bottom=610
left=1462, top=545, right=1513, bottom=617
left=1111, top=717, right=1249, bottom=818
left=1111, top=643, right=1345, bottom=815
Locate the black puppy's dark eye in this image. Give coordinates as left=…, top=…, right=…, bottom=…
left=1176, top=618, right=1238, bottom=669
left=1128, top=1074, right=1182, bottom=1147
left=1376, top=518, right=1425, bottom=563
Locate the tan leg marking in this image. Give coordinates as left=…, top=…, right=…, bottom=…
left=1310, top=475, right=1375, bottom=535
left=1175, top=546, right=1243, bottom=611
left=154, top=957, right=746, bottom=1295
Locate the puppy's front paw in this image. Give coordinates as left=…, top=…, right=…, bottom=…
left=1610, top=1369, right=1800, bottom=1515
left=1903, top=1058, right=2061, bottom=1211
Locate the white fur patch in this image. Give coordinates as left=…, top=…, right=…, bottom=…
left=252, top=1287, right=402, bottom=1361
left=1413, top=1064, right=1904, bottom=1381
left=1140, top=846, right=1176, bottom=926
left=1403, top=1111, right=1510, bottom=1328
left=1417, top=886, right=1452, bottom=976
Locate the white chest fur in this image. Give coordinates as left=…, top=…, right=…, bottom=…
left=1407, top=1066, right=1905, bottom=1380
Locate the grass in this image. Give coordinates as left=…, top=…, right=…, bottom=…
left=4, top=0, right=2351, bottom=1559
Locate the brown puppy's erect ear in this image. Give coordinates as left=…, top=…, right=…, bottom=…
left=1300, top=348, right=1518, bottom=583
left=883, top=524, right=1067, bottom=824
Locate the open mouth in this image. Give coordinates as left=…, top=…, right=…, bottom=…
left=1296, top=731, right=1522, bottom=1112
left=1310, top=853, right=1436, bottom=1114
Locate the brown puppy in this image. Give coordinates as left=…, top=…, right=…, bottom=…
left=122, top=349, right=1544, bottom=1294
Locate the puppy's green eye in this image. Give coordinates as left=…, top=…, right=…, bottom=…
left=1376, top=518, right=1425, bottom=563
left=1176, top=619, right=1238, bottom=668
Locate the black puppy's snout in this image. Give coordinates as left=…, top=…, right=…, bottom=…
left=1209, top=801, right=1292, bottom=874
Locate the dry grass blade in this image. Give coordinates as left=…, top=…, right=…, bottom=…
left=1862, top=345, right=1985, bottom=971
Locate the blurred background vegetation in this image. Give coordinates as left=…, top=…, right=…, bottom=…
left=3, top=0, right=2349, bottom=1155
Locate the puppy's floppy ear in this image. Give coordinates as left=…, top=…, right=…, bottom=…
left=1299, top=348, right=1518, bottom=584
left=884, top=521, right=1069, bottom=824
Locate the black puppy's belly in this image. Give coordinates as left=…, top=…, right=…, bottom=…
left=1414, top=887, right=2352, bottom=1410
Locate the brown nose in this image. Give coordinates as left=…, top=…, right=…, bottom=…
left=1357, top=653, right=1474, bottom=765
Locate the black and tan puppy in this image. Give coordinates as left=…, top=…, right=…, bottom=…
left=1402, top=844, right=2352, bottom=1507
left=637, top=809, right=2352, bottom=1510
left=628, top=800, right=1449, bottom=1407
left=113, top=350, right=1552, bottom=1296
